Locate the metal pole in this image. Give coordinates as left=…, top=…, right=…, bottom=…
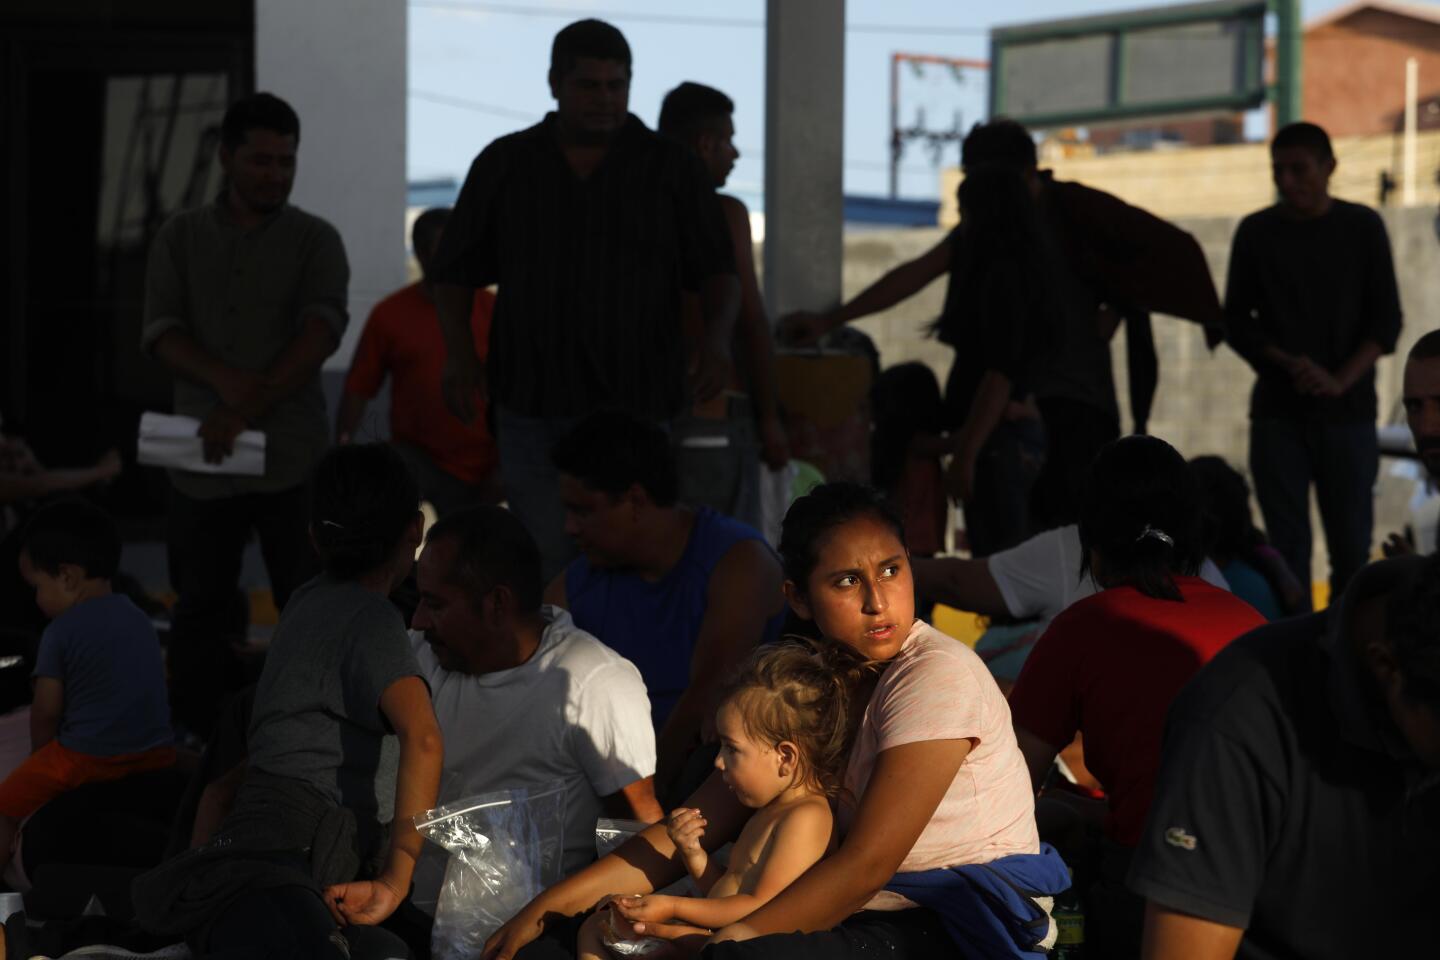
left=1404, top=57, right=1419, bottom=206
left=889, top=54, right=899, bottom=199
left=1272, top=0, right=1302, bottom=128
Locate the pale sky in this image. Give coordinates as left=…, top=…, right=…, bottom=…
left=408, top=0, right=1364, bottom=205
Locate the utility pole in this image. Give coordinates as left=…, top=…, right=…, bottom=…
left=888, top=53, right=988, bottom=200
left=1272, top=0, right=1302, bottom=127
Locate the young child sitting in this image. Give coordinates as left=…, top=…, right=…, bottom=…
left=579, top=642, right=847, bottom=958
left=4, top=499, right=174, bottom=872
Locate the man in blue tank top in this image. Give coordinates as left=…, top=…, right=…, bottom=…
left=545, top=412, right=785, bottom=803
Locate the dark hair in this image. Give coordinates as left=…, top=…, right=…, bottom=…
left=221, top=92, right=300, bottom=151
left=658, top=82, right=734, bottom=143
left=957, top=164, right=1044, bottom=259
left=1410, top=330, right=1440, bottom=363
left=411, top=207, right=451, bottom=259
left=721, top=641, right=855, bottom=799
left=551, top=411, right=678, bottom=507
left=310, top=444, right=419, bottom=579
left=778, top=482, right=906, bottom=591
left=961, top=119, right=1037, bottom=171
left=1078, top=435, right=1204, bottom=602
left=871, top=363, right=943, bottom=492
left=550, top=19, right=631, bottom=82
left=942, top=163, right=1060, bottom=349
left=20, top=499, right=121, bottom=580
left=425, top=505, right=543, bottom=613
left=1272, top=121, right=1333, bottom=161
left=1386, top=555, right=1440, bottom=711
left=1189, top=455, right=1263, bottom=567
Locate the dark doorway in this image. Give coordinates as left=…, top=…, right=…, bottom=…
left=1, top=0, right=252, bottom=523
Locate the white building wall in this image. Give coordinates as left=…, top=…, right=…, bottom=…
left=255, top=0, right=408, bottom=369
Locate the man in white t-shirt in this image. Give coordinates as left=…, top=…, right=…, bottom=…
left=407, top=505, right=661, bottom=916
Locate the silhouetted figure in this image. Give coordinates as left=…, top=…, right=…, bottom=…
left=430, top=20, right=739, bottom=580
left=1224, top=121, right=1402, bottom=604
left=659, top=81, right=789, bottom=528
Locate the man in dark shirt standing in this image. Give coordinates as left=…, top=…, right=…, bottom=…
left=1127, top=553, right=1440, bottom=960
left=658, top=81, right=789, bottom=531
left=1225, top=122, right=1403, bottom=605
left=780, top=120, right=1223, bottom=552
left=142, top=93, right=348, bottom=736
left=430, top=20, right=739, bottom=580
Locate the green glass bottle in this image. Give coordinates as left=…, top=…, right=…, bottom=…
left=1052, top=867, right=1086, bottom=959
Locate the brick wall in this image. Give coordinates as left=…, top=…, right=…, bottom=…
left=1306, top=9, right=1440, bottom=138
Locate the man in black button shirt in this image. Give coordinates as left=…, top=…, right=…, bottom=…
left=1225, top=122, right=1403, bottom=606
left=429, top=20, right=739, bottom=580
left=1128, top=553, right=1440, bottom=959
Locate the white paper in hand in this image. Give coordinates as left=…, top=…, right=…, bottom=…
left=137, top=411, right=266, bottom=476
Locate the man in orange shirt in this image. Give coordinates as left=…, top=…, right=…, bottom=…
left=338, top=208, right=500, bottom=513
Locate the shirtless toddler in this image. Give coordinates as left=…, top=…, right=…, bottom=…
left=578, top=643, right=849, bottom=957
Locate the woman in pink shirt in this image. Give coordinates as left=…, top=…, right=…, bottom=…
left=483, top=484, right=1066, bottom=960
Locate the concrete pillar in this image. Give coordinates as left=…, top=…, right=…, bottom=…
left=763, top=0, right=845, bottom=318
left=255, top=0, right=408, bottom=368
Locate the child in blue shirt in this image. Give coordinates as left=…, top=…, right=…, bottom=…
left=5, top=499, right=174, bottom=873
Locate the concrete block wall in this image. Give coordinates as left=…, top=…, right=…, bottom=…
left=822, top=204, right=1440, bottom=585
left=940, top=130, right=1440, bottom=227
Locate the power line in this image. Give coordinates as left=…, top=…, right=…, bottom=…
left=411, top=1, right=760, bottom=28
left=409, top=91, right=947, bottom=176
left=849, top=22, right=987, bottom=37
left=409, top=1, right=988, bottom=36
left=409, top=88, right=536, bottom=120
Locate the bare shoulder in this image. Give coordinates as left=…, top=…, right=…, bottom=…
left=766, top=795, right=837, bottom=862
left=717, top=193, right=751, bottom=220
left=776, top=794, right=835, bottom=833
left=715, top=537, right=781, bottom=579
left=717, top=194, right=753, bottom=236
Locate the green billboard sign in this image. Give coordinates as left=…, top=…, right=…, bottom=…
left=990, top=0, right=1269, bottom=129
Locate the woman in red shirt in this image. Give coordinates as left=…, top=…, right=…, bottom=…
left=1008, top=435, right=1266, bottom=958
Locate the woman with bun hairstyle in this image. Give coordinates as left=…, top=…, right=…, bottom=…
left=1008, top=435, right=1267, bottom=958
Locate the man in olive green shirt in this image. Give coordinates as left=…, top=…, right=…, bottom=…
left=141, top=93, right=348, bottom=736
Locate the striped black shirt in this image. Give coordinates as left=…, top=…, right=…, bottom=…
left=431, top=113, right=734, bottom=419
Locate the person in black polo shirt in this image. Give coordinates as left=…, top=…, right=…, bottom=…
left=1128, top=553, right=1440, bottom=960
left=1225, top=121, right=1403, bottom=607
left=429, top=19, right=739, bottom=580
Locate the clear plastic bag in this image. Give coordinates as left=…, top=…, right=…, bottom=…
left=592, top=820, right=668, bottom=958
left=415, top=784, right=567, bottom=960
left=594, top=818, right=648, bottom=858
